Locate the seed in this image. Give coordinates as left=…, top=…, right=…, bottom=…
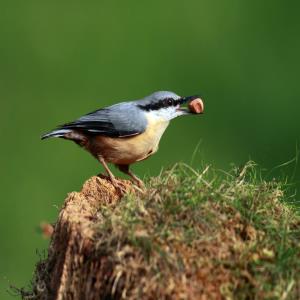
left=188, top=98, right=204, bottom=114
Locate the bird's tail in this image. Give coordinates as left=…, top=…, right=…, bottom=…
left=41, top=129, right=72, bottom=140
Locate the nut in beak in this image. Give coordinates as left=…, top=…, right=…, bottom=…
left=188, top=98, right=204, bottom=114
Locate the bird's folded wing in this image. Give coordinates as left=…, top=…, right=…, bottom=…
left=58, top=103, right=147, bottom=138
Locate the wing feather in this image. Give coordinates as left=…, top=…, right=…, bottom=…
left=58, top=102, right=147, bottom=138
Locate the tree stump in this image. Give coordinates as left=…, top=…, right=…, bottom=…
left=33, top=176, right=131, bottom=300
left=23, top=164, right=300, bottom=300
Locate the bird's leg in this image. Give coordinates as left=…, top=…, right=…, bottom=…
left=97, top=156, right=127, bottom=194
left=117, top=164, right=145, bottom=188
left=98, top=155, right=115, bottom=181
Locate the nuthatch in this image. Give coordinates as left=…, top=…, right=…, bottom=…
left=42, top=91, right=204, bottom=189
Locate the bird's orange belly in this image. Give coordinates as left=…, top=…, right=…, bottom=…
left=88, top=120, right=169, bottom=165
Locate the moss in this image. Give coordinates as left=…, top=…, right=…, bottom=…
left=92, top=162, right=300, bottom=299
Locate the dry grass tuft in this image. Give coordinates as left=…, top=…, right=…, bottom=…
left=91, top=162, right=300, bottom=299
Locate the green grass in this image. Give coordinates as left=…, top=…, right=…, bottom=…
left=93, top=162, right=300, bottom=299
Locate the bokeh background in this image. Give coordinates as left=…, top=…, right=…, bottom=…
left=1, top=1, right=299, bottom=298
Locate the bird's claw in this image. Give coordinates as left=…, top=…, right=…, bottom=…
left=110, top=178, right=129, bottom=196
left=132, top=184, right=146, bottom=194
left=131, top=179, right=146, bottom=194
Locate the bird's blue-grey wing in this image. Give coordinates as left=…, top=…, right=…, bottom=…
left=58, top=102, right=147, bottom=138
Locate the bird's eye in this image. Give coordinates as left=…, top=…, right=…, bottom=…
left=164, top=98, right=174, bottom=106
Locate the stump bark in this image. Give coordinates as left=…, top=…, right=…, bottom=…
left=33, top=176, right=131, bottom=300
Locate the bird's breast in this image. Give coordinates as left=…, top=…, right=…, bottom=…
left=90, top=115, right=169, bottom=165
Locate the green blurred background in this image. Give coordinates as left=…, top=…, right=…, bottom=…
left=1, top=0, right=299, bottom=298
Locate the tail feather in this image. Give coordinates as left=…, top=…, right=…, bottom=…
left=41, top=129, right=71, bottom=140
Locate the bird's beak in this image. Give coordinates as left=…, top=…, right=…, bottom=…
left=176, top=95, right=204, bottom=115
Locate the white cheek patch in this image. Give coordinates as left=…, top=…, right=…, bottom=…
left=146, top=107, right=178, bottom=121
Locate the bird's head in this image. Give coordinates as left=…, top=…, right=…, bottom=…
left=136, top=91, right=204, bottom=121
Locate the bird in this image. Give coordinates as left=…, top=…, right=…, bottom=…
left=42, top=91, right=204, bottom=190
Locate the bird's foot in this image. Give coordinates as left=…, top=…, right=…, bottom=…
left=131, top=175, right=145, bottom=188
left=116, top=165, right=146, bottom=193
left=110, top=177, right=129, bottom=196
left=132, top=184, right=146, bottom=194
left=131, top=178, right=146, bottom=194
left=97, top=173, right=129, bottom=196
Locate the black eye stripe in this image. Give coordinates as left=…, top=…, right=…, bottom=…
left=138, top=98, right=179, bottom=111
left=138, top=95, right=201, bottom=111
